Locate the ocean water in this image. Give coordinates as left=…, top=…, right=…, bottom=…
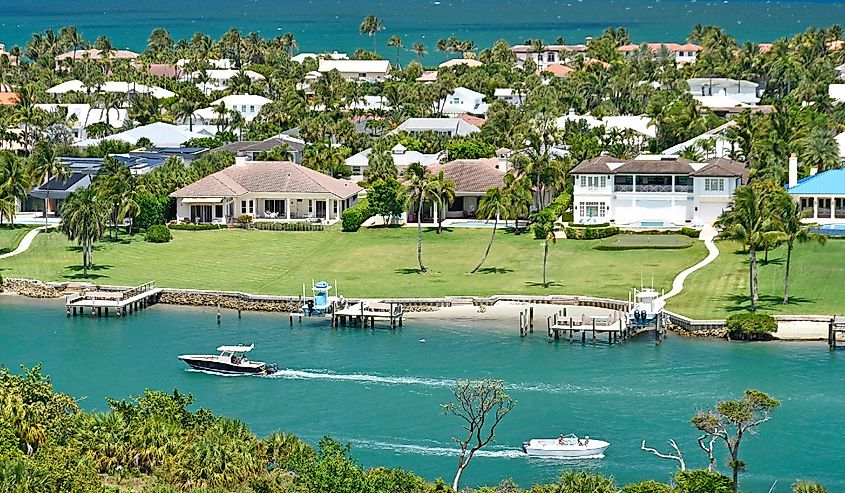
left=3, top=0, right=845, bottom=63
left=1, top=296, right=843, bottom=491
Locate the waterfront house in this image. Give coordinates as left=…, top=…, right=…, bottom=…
left=511, top=43, right=588, bottom=70
left=192, top=94, right=272, bottom=125
left=54, top=48, right=139, bottom=66
left=406, top=157, right=508, bottom=223
left=786, top=154, right=845, bottom=225
left=438, top=58, right=483, bottom=69
left=216, top=134, right=306, bottom=164
left=618, top=43, right=701, bottom=65
left=317, top=59, right=391, bottom=82
left=76, top=122, right=207, bottom=148
left=571, top=154, right=747, bottom=227
left=437, top=87, right=488, bottom=116
left=392, top=117, right=480, bottom=137
left=171, top=160, right=362, bottom=224
left=345, top=144, right=443, bottom=181
left=34, top=103, right=128, bottom=140
left=493, top=88, right=525, bottom=105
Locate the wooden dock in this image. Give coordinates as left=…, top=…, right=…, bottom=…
left=66, top=282, right=162, bottom=318
left=539, top=308, right=665, bottom=345
left=830, top=316, right=845, bottom=350
left=331, top=301, right=404, bottom=329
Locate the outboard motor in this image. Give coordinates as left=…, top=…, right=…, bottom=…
left=266, top=363, right=279, bottom=374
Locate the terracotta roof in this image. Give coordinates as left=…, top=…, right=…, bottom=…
left=426, top=159, right=505, bottom=193
left=172, top=161, right=363, bottom=199
left=538, top=64, right=574, bottom=77
left=457, top=113, right=486, bottom=127
left=0, top=92, right=19, bottom=105
left=619, top=43, right=701, bottom=53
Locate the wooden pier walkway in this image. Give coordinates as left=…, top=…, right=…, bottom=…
left=830, top=316, right=845, bottom=350
left=517, top=307, right=667, bottom=345
left=331, top=301, right=404, bottom=329
left=66, top=282, right=162, bottom=318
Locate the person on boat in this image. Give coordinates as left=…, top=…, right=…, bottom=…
left=577, top=438, right=584, bottom=446
left=584, top=436, right=590, bottom=446
left=557, top=435, right=565, bottom=445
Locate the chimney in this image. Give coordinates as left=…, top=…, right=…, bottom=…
left=235, top=155, right=248, bottom=166
left=496, top=149, right=511, bottom=173
left=810, top=167, right=818, bottom=176
left=788, top=153, right=798, bottom=188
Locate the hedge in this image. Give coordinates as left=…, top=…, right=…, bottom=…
left=679, top=227, right=701, bottom=238
left=168, top=223, right=226, bottom=231
left=568, top=222, right=610, bottom=228
left=144, top=224, right=172, bottom=243
left=565, top=226, right=620, bottom=240
left=726, top=313, right=778, bottom=341
left=341, top=199, right=372, bottom=232
left=253, top=221, right=325, bottom=232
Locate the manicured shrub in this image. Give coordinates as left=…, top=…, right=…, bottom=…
left=253, top=221, right=325, bottom=232
left=237, top=215, right=254, bottom=229
left=726, top=313, right=778, bottom=340
left=569, top=222, right=611, bottom=228
left=621, top=480, right=673, bottom=493
left=341, top=199, right=372, bottom=232
left=680, top=227, right=701, bottom=238
left=168, top=223, right=226, bottom=231
left=144, top=224, right=172, bottom=243
left=565, top=226, right=620, bottom=240
left=674, top=469, right=733, bottom=493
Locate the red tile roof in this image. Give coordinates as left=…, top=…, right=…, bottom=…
left=457, top=113, right=486, bottom=127
left=427, top=159, right=505, bottom=193
left=0, top=92, right=20, bottom=105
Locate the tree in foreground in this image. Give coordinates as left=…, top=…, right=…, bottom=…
left=30, top=141, right=71, bottom=228
left=793, top=481, right=829, bottom=493
left=770, top=192, right=826, bottom=304
left=427, top=169, right=456, bottom=234
left=557, top=470, right=618, bottom=493
left=691, top=389, right=780, bottom=493
left=404, top=162, right=432, bottom=273
left=442, top=379, right=514, bottom=492
left=532, top=212, right=557, bottom=287
left=470, top=187, right=509, bottom=273
left=60, top=189, right=109, bottom=278
left=367, top=177, right=404, bottom=225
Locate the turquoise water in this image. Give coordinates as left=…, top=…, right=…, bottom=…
left=1, top=296, right=843, bottom=491
left=4, top=0, right=845, bottom=63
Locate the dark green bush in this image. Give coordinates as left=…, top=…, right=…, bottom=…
left=341, top=199, right=372, bottom=232
left=621, top=480, right=673, bottom=493
left=168, top=223, right=226, bottom=231
left=144, top=224, right=172, bottom=243
left=565, top=226, right=620, bottom=240
left=674, top=470, right=733, bottom=493
left=253, top=221, right=325, bottom=232
left=680, top=227, right=701, bottom=238
left=136, top=193, right=171, bottom=230
left=569, top=222, right=610, bottom=228
left=726, top=313, right=777, bottom=340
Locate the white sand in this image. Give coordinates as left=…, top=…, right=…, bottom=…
left=403, top=302, right=618, bottom=322
left=774, top=321, right=830, bottom=341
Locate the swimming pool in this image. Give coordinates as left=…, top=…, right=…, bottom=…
left=619, top=220, right=683, bottom=229
left=814, top=224, right=845, bottom=236
left=447, top=220, right=515, bottom=228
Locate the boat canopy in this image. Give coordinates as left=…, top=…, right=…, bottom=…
left=312, top=281, right=331, bottom=291
left=217, top=344, right=254, bottom=353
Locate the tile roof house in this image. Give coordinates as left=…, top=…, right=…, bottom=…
left=618, top=42, right=701, bottom=65
left=571, top=154, right=747, bottom=227
left=54, top=48, right=139, bottom=64
left=216, top=135, right=306, bottom=164
left=171, top=161, right=363, bottom=224
left=317, top=59, right=391, bottom=82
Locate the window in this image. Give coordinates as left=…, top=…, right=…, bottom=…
left=264, top=199, right=286, bottom=215
left=359, top=72, right=366, bottom=78
left=547, top=53, right=555, bottom=62
left=704, top=178, right=725, bottom=192
left=215, top=205, right=223, bottom=218
left=241, top=200, right=247, bottom=214
left=308, top=200, right=313, bottom=213
left=249, top=105, right=255, bottom=112
left=578, top=202, right=607, bottom=218
left=333, top=200, right=338, bottom=214
left=579, top=176, right=606, bottom=189
left=800, top=197, right=814, bottom=210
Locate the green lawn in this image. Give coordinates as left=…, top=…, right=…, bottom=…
left=667, top=240, right=845, bottom=318
left=0, top=228, right=707, bottom=300
left=594, top=234, right=693, bottom=250
left=0, top=225, right=34, bottom=255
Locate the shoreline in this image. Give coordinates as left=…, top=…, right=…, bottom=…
left=0, top=279, right=834, bottom=341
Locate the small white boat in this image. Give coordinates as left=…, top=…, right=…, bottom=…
left=523, top=434, right=609, bottom=458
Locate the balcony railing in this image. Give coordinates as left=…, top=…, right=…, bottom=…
left=818, top=208, right=832, bottom=218
left=614, top=184, right=634, bottom=192
left=636, top=184, right=673, bottom=193
left=673, top=185, right=693, bottom=193
left=836, top=208, right=845, bottom=219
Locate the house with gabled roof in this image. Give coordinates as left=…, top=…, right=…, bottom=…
left=571, top=154, right=747, bottom=227
left=171, top=160, right=362, bottom=224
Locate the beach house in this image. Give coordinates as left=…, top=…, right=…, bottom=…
left=571, top=154, right=747, bottom=227
left=392, top=118, right=480, bottom=137
left=786, top=154, right=845, bottom=226
left=192, top=94, right=272, bottom=125
left=437, top=87, right=489, bottom=116
left=317, top=59, right=391, bottom=82
left=618, top=43, right=701, bottom=65
left=510, top=43, right=588, bottom=70
left=171, top=160, right=362, bottom=224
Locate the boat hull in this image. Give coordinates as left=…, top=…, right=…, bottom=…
left=523, top=439, right=609, bottom=458
left=179, top=356, right=266, bottom=375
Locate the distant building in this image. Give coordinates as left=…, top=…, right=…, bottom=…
left=393, top=117, right=480, bottom=137
left=46, top=80, right=175, bottom=99
left=557, top=110, right=656, bottom=141
left=76, top=122, right=208, bottom=148
left=216, top=135, right=306, bottom=164
left=317, top=59, right=391, bottom=82
left=786, top=154, right=845, bottom=226
left=186, top=69, right=266, bottom=95
left=510, top=44, right=588, bottom=70
left=571, top=154, right=747, bottom=227
left=192, top=94, right=272, bottom=125
left=345, top=144, right=443, bottom=181
left=54, top=48, right=139, bottom=65
left=35, top=103, right=128, bottom=140
left=291, top=52, right=348, bottom=64
left=437, top=87, right=488, bottom=116
left=493, top=88, right=525, bottom=105
left=438, top=58, right=483, bottom=69
left=618, top=43, right=701, bottom=65
left=688, top=77, right=760, bottom=104
left=662, top=122, right=737, bottom=159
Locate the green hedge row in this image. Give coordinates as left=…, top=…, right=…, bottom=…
left=569, top=222, right=610, bottom=228
left=253, top=221, right=325, bottom=232
left=341, top=199, right=372, bottom=232
left=565, top=226, right=620, bottom=240
left=679, top=227, right=701, bottom=238
left=168, top=223, right=227, bottom=231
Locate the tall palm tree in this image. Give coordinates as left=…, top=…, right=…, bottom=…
left=359, top=15, right=386, bottom=53
left=470, top=187, right=509, bottom=273
left=412, top=42, right=427, bottom=60
left=799, top=128, right=841, bottom=173
left=715, top=182, right=779, bottom=312
left=280, top=32, right=298, bottom=57
left=770, top=194, right=826, bottom=304
left=0, top=151, right=33, bottom=225
left=404, top=162, right=432, bottom=273
left=427, top=170, right=455, bottom=234
left=387, top=34, right=404, bottom=68
left=94, top=156, right=131, bottom=239
left=59, top=188, right=109, bottom=278
left=503, top=173, right=532, bottom=235
left=30, top=141, right=71, bottom=227
left=534, top=215, right=557, bottom=288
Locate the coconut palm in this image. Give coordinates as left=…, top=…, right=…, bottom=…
left=0, top=151, right=33, bottom=226
left=93, top=157, right=132, bottom=239
left=534, top=213, right=557, bottom=288
left=427, top=169, right=455, bottom=234
left=280, top=32, right=298, bottom=57
left=359, top=15, right=386, bottom=53
left=470, top=187, right=510, bottom=274
left=404, top=162, right=433, bottom=273
left=799, top=128, right=841, bottom=173
left=59, top=188, right=109, bottom=278
left=412, top=42, right=427, bottom=59
left=503, top=173, right=532, bottom=235
left=29, top=141, right=71, bottom=227
left=770, top=193, right=826, bottom=304
left=387, top=34, right=404, bottom=68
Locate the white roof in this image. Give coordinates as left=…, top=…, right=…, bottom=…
left=201, top=69, right=265, bottom=81
left=35, top=103, right=127, bottom=129
left=663, top=121, right=736, bottom=155
left=46, top=79, right=175, bottom=99
left=694, top=94, right=751, bottom=108
left=556, top=110, right=602, bottom=129
left=292, top=52, right=348, bottom=63
left=211, top=94, right=272, bottom=106
left=76, top=122, right=207, bottom=148
left=394, top=117, right=480, bottom=136
left=318, top=59, right=391, bottom=74
left=830, top=84, right=845, bottom=102
left=687, top=77, right=758, bottom=93
left=557, top=110, right=655, bottom=138
left=439, top=58, right=483, bottom=68
left=494, top=88, right=515, bottom=97
left=346, top=147, right=443, bottom=168
left=46, top=80, right=86, bottom=94
left=836, top=132, right=845, bottom=159
left=177, top=58, right=232, bottom=69
left=451, top=86, right=485, bottom=101
left=217, top=344, right=254, bottom=353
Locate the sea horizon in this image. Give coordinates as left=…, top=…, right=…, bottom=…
left=5, top=0, right=845, bottom=63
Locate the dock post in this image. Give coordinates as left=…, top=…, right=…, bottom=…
left=592, top=319, right=596, bottom=344
left=66, top=305, right=71, bottom=317
left=563, top=307, right=567, bottom=317
left=238, top=303, right=242, bottom=318
left=829, top=319, right=834, bottom=350
left=529, top=306, right=534, bottom=333
left=581, top=329, right=586, bottom=343
left=290, top=314, right=293, bottom=327
left=217, top=302, right=221, bottom=325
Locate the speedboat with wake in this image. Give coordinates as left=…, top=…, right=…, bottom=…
left=178, top=344, right=278, bottom=375
left=523, top=434, right=609, bottom=458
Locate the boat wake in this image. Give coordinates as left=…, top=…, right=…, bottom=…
left=348, top=439, right=527, bottom=459
left=185, top=368, right=252, bottom=377
left=266, top=369, right=455, bottom=387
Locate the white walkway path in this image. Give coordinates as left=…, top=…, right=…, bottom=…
left=660, top=226, right=720, bottom=301
left=0, top=226, right=47, bottom=260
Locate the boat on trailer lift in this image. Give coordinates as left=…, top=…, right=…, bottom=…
left=627, top=286, right=665, bottom=326
left=301, top=280, right=343, bottom=316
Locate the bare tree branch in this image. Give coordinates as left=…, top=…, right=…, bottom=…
left=641, top=439, right=686, bottom=471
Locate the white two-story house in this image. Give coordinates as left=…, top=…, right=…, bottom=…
left=571, top=155, right=747, bottom=227
left=438, top=87, right=489, bottom=116
left=192, top=94, right=272, bottom=126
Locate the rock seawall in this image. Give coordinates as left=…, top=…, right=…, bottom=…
left=158, top=291, right=300, bottom=313
left=0, top=278, right=63, bottom=298
left=670, top=324, right=728, bottom=338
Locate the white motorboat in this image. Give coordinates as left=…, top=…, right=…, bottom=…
left=627, top=287, right=665, bottom=326
left=178, top=344, right=278, bottom=375
left=522, top=434, right=609, bottom=458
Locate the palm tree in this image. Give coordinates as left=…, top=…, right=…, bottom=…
left=412, top=42, right=427, bottom=60
left=470, top=187, right=509, bottom=273
left=60, top=188, right=109, bottom=278
left=799, top=128, right=841, bottom=173
left=427, top=170, right=455, bottom=234
left=30, top=141, right=70, bottom=227
left=94, top=156, right=131, bottom=239
left=404, top=162, right=432, bottom=273
left=0, top=151, right=33, bottom=226
left=280, top=32, right=298, bottom=57
left=771, top=194, right=826, bottom=304
left=534, top=214, right=557, bottom=288
left=716, top=182, right=779, bottom=312
left=504, top=173, right=532, bottom=234
left=387, top=34, right=404, bottom=68
left=359, top=15, right=385, bottom=53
